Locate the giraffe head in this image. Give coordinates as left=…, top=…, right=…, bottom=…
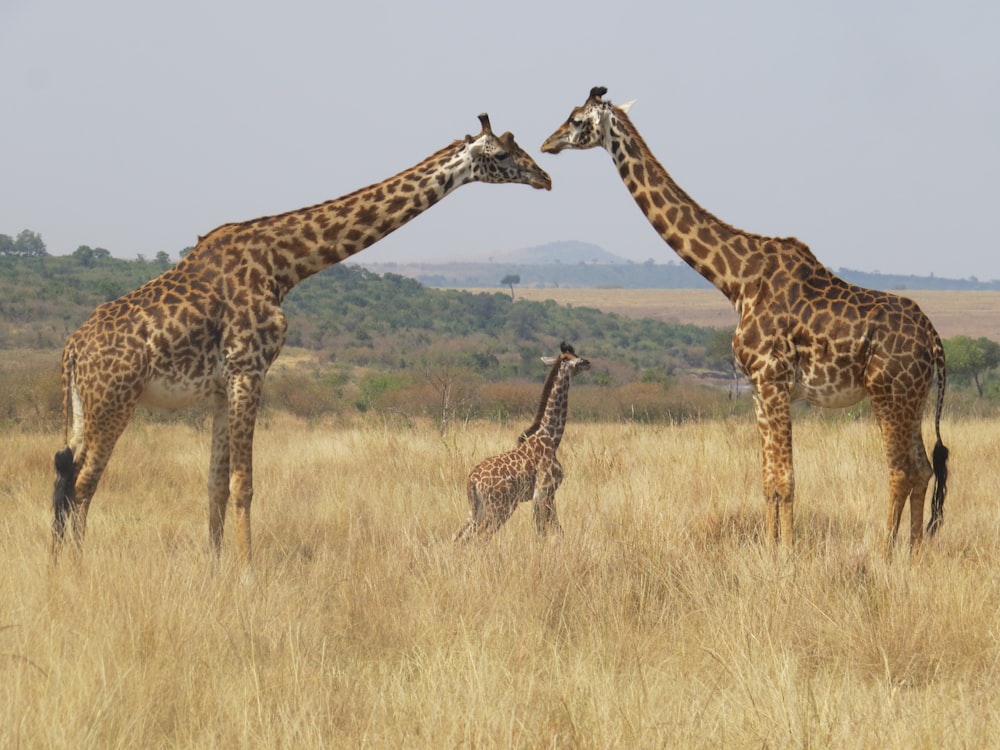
left=540, top=86, right=632, bottom=155
left=466, top=113, right=552, bottom=190
left=542, top=341, right=591, bottom=376
left=519, top=342, right=590, bottom=444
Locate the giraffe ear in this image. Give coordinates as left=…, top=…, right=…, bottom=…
left=618, top=99, right=636, bottom=114
left=540, top=356, right=557, bottom=365
left=465, top=133, right=487, bottom=154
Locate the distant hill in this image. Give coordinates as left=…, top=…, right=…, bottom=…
left=489, top=240, right=627, bottom=265
left=355, top=241, right=1000, bottom=291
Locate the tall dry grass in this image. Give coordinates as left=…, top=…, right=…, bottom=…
left=2, top=413, right=999, bottom=748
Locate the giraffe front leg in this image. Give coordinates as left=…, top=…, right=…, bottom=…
left=532, top=488, right=561, bottom=537
left=532, top=463, right=564, bottom=537
left=207, top=395, right=230, bottom=556
left=752, top=383, right=794, bottom=548
left=227, top=374, right=263, bottom=564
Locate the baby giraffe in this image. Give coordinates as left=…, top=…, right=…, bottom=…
left=455, top=342, right=590, bottom=542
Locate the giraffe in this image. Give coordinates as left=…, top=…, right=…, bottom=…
left=51, top=114, right=552, bottom=563
left=454, top=342, right=590, bottom=543
left=541, top=87, right=948, bottom=555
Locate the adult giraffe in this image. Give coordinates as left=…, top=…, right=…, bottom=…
left=52, top=114, right=551, bottom=563
left=541, top=87, right=947, bottom=554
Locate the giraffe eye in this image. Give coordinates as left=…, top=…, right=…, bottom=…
left=494, top=150, right=509, bottom=160
left=570, top=118, right=584, bottom=129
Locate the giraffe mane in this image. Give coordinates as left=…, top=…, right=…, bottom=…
left=517, top=343, right=572, bottom=444
left=192, top=140, right=470, bottom=247
left=603, top=92, right=813, bottom=254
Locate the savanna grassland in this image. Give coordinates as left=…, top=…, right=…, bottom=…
left=3, top=411, right=1000, bottom=748
left=489, top=288, right=1000, bottom=340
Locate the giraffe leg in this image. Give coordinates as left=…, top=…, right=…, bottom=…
left=473, top=496, right=519, bottom=541
left=752, top=384, right=794, bottom=547
left=532, top=486, right=562, bottom=537
left=207, top=394, right=231, bottom=556
left=454, top=481, right=477, bottom=544
left=906, top=425, right=934, bottom=552
left=461, top=480, right=519, bottom=542
left=453, top=517, right=474, bottom=544
left=458, top=507, right=514, bottom=543
left=53, top=403, right=134, bottom=556
left=226, top=374, right=264, bottom=564
left=532, top=462, right=564, bottom=537
left=873, top=400, right=932, bottom=558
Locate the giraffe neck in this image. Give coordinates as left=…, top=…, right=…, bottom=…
left=535, top=366, right=572, bottom=450
left=606, top=112, right=782, bottom=305
left=196, top=139, right=478, bottom=299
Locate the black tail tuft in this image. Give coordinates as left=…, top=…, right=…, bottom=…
left=52, top=447, right=76, bottom=541
left=926, top=439, right=949, bottom=537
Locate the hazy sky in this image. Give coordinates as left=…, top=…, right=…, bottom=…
left=2, top=0, right=997, bottom=280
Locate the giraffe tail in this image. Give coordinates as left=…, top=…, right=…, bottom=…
left=52, top=447, right=76, bottom=542
left=926, top=342, right=948, bottom=537
left=52, top=349, right=77, bottom=545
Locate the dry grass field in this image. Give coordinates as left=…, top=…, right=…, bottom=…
left=3, top=412, right=999, bottom=748
left=490, top=288, right=1000, bottom=340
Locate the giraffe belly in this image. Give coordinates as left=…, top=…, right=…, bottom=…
left=140, top=377, right=215, bottom=410
left=792, top=381, right=867, bottom=409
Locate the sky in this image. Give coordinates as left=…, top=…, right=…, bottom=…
left=1, top=0, right=998, bottom=280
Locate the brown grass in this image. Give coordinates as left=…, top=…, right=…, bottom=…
left=489, top=288, right=1000, bottom=339
left=3, top=413, right=999, bottom=747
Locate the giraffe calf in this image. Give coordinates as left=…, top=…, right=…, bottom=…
left=455, top=343, right=589, bottom=542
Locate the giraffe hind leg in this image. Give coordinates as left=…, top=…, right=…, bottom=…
left=454, top=481, right=481, bottom=544
left=877, top=413, right=932, bottom=557
left=906, top=425, right=935, bottom=552
left=455, top=485, right=517, bottom=543
left=58, top=398, right=137, bottom=555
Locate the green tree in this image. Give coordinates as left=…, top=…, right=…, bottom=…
left=944, top=335, right=1000, bottom=397
left=500, top=274, right=520, bottom=300
left=705, top=329, right=735, bottom=372
left=73, top=245, right=96, bottom=267
left=0, top=234, right=13, bottom=255
left=12, top=229, right=47, bottom=256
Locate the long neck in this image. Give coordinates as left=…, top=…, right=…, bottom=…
left=536, top=368, right=572, bottom=450
left=199, top=140, right=474, bottom=298
left=606, top=114, right=766, bottom=304
left=519, top=357, right=562, bottom=444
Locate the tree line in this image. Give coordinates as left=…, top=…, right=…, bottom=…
left=0, top=231, right=998, bottom=403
